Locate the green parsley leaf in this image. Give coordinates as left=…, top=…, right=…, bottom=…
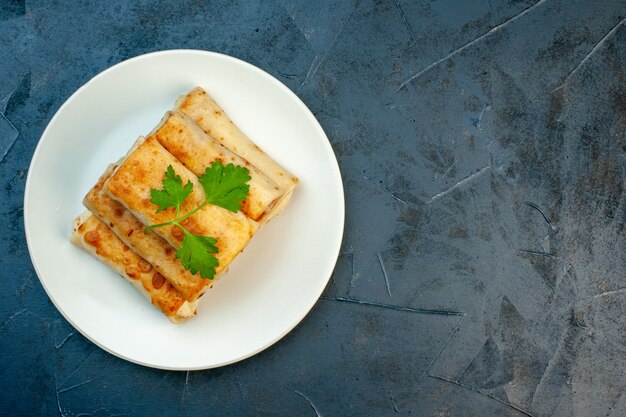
left=198, top=162, right=251, bottom=212
left=147, top=161, right=252, bottom=279
left=150, top=165, right=193, bottom=213
left=175, top=229, right=219, bottom=279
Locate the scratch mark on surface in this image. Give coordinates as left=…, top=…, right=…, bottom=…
left=362, top=174, right=420, bottom=207
left=288, top=387, right=322, bottom=417
left=3, top=309, right=28, bottom=322
left=554, top=17, right=626, bottom=91
left=383, top=102, right=415, bottom=110
left=426, top=166, right=490, bottom=205
left=377, top=252, right=392, bottom=297
left=519, top=249, right=555, bottom=258
left=390, top=390, right=399, bottom=412
left=1, top=309, right=31, bottom=330
left=265, top=63, right=298, bottom=79
left=429, top=375, right=535, bottom=417
left=380, top=185, right=409, bottom=206
left=476, top=104, right=491, bottom=131
left=320, top=296, right=465, bottom=316
left=1, top=71, right=30, bottom=164
left=0, top=113, right=19, bottom=164
left=397, top=0, right=548, bottom=91
left=55, top=332, right=74, bottom=349
left=0, top=206, right=23, bottom=216
left=486, top=139, right=494, bottom=168
left=298, top=7, right=354, bottom=91
left=394, top=0, right=416, bottom=44
left=469, top=187, right=480, bottom=216
left=4, top=71, right=31, bottom=115
left=593, top=288, right=626, bottom=299
left=363, top=175, right=418, bottom=207
left=300, top=54, right=319, bottom=91
left=439, top=160, right=456, bottom=180
left=55, top=373, right=66, bottom=417
left=456, top=343, right=477, bottom=382
left=484, top=0, right=496, bottom=27
left=422, top=314, right=466, bottom=379
left=1, top=86, right=17, bottom=114
left=58, top=351, right=96, bottom=388
left=524, top=201, right=556, bottom=230
left=58, top=370, right=113, bottom=394
left=180, top=370, right=190, bottom=404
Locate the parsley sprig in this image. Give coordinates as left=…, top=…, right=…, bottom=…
left=145, top=162, right=251, bottom=279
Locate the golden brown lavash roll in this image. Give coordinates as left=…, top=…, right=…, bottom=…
left=104, top=136, right=258, bottom=278
left=84, top=165, right=214, bottom=302
left=71, top=212, right=198, bottom=323
left=149, top=110, right=284, bottom=222
left=175, top=87, right=298, bottom=222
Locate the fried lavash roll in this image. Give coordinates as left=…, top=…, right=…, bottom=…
left=175, top=87, right=298, bottom=222
left=71, top=212, right=198, bottom=323
left=104, top=136, right=258, bottom=278
left=150, top=110, right=283, bottom=222
left=84, top=165, right=214, bottom=302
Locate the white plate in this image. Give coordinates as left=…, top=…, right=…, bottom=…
left=24, top=50, right=344, bottom=370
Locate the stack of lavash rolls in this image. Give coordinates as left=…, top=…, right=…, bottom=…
left=71, top=88, right=298, bottom=323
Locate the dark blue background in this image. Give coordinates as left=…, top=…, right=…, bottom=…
left=1, top=1, right=625, bottom=416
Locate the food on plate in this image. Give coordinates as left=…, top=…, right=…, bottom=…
left=84, top=165, right=214, bottom=302
left=176, top=87, right=298, bottom=222
left=150, top=110, right=283, bottom=221
left=71, top=86, right=297, bottom=322
left=104, top=136, right=258, bottom=277
left=71, top=212, right=198, bottom=323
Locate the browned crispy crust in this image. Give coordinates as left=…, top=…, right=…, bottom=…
left=84, top=165, right=213, bottom=302
left=71, top=213, right=197, bottom=322
left=176, top=87, right=298, bottom=223
left=150, top=111, right=283, bottom=221
left=104, top=137, right=258, bottom=279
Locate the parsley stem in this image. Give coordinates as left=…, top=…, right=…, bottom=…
left=144, top=199, right=211, bottom=231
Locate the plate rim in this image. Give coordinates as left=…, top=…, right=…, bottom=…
left=23, top=49, right=345, bottom=370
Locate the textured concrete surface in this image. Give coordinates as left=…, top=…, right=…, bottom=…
left=1, top=0, right=625, bottom=416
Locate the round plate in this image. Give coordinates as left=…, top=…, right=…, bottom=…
left=24, top=50, right=344, bottom=370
